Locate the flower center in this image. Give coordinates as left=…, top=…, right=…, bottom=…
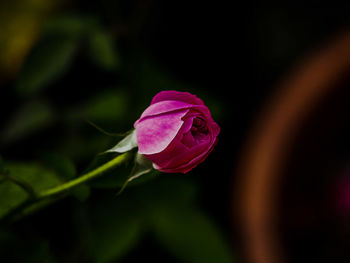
left=181, top=117, right=209, bottom=148
left=191, top=117, right=208, bottom=138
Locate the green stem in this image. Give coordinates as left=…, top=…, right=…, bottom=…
left=38, top=152, right=130, bottom=199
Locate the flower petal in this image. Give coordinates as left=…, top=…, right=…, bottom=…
left=134, top=101, right=210, bottom=126
left=151, top=90, right=204, bottom=105
left=135, top=101, right=193, bottom=124
left=156, top=137, right=218, bottom=173
left=145, top=132, right=212, bottom=172
left=135, top=109, right=189, bottom=155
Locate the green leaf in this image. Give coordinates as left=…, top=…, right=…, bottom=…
left=15, top=35, right=78, bottom=95
left=0, top=162, right=62, bottom=219
left=0, top=101, right=54, bottom=144
left=0, top=181, right=26, bottom=219
left=87, top=29, right=120, bottom=70
left=150, top=205, right=233, bottom=263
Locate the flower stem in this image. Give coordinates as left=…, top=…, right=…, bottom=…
left=38, top=152, right=130, bottom=199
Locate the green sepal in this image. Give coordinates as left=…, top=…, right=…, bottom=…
left=117, top=153, right=154, bottom=195
left=106, top=129, right=138, bottom=153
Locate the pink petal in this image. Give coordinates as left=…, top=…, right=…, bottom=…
left=135, top=101, right=193, bottom=124
left=146, top=127, right=214, bottom=172
left=210, top=121, right=221, bottom=137
left=181, top=131, right=196, bottom=148
left=151, top=90, right=204, bottom=105
left=135, top=109, right=190, bottom=155
left=134, top=101, right=209, bottom=126
left=142, top=116, right=195, bottom=167
left=165, top=136, right=214, bottom=170
left=156, top=137, right=218, bottom=173
left=143, top=110, right=220, bottom=172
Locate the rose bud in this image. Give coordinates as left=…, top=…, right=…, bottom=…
left=134, top=90, right=220, bottom=173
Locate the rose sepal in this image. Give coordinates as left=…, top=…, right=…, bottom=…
left=106, top=129, right=155, bottom=193
left=117, top=152, right=154, bottom=194
left=106, top=129, right=138, bottom=153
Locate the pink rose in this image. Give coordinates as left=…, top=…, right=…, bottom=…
left=134, top=90, right=220, bottom=173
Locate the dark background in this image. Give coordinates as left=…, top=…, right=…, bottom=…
left=0, top=1, right=350, bottom=262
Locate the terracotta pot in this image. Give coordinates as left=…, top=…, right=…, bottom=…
left=234, top=29, right=350, bottom=263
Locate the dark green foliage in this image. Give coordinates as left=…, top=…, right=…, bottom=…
left=0, top=5, right=232, bottom=263
left=85, top=89, right=129, bottom=122
left=75, top=177, right=233, bottom=263
left=15, top=36, right=79, bottom=95
left=0, top=101, right=54, bottom=144
left=87, top=28, right=121, bottom=71
left=0, top=162, right=62, bottom=219
left=41, top=152, right=77, bottom=180
left=151, top=206, right=232, bottom=263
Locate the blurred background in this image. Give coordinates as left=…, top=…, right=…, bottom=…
left=0, top=1, right=350, bottom=263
